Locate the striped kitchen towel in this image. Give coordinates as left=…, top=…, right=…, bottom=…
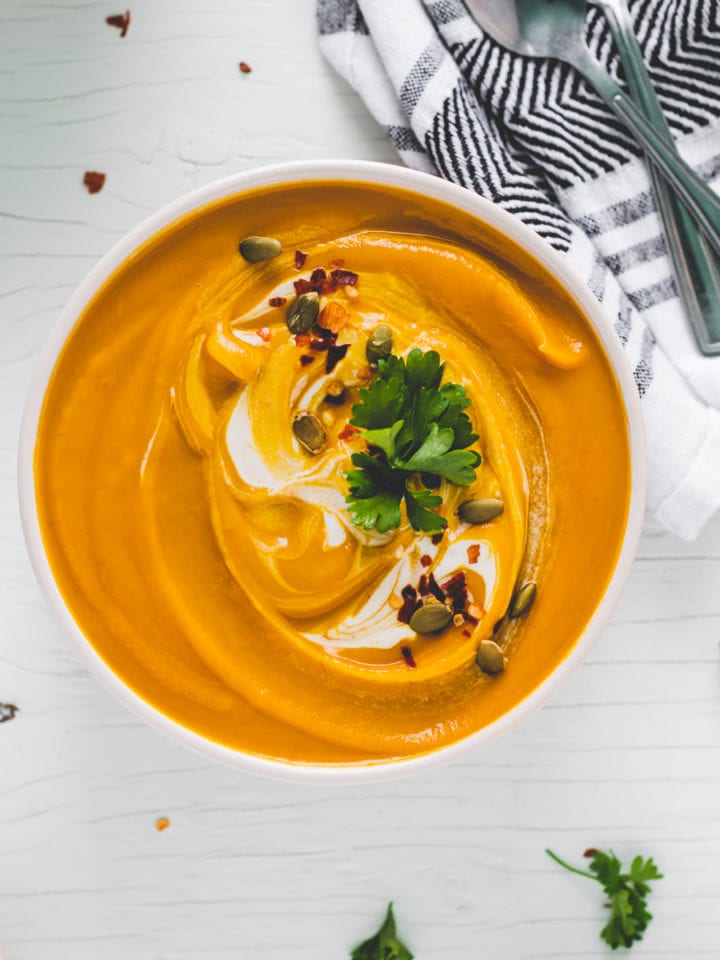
left=317, top=0, right=720, bottom=539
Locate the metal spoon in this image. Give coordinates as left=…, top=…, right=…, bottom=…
left=592, top=0, right=720, bottom=355
left=463, top=0, right=720, bottom=354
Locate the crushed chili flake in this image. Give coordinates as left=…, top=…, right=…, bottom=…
left=106, top=10, right=130, bottom=36
left=330, top=268, right=358, bottom=286
left=268, top=296, right=286, bottom=307
left=239, top=61, right=252, bottom=74
left=467, top=544, right=481, bottom=564
left=257, top=326, right=271, bottom=342
left=299, top=355, right=315, bottom=366
left=0, top=703, right=18, bottom=723
left=464, top=611, right=479, bottom=626
left=330, top=258, right=345, bottom=268
left=294, top=333, right=311, bottom=347
left=326, top=342, right=349, bottom=374
left=401, top=585, right=417, bottom=601
left=294, top=277, right=316, bottom=296
left=441, top=572, right=466, bottom=595
left=462, top=628, right=472, bottom=638
left=83, top=170, right=106, bottom=194
left=155, top=817, right=171, bottom=832
left=294, top=250, right=307, bottom=270
left=418, top=574, right=430, bottom=596
left=420, top=554, right=432, bottom=568
left=431, top=532, right=444, bottom=545
left=310, top=267, right=327, bottom=284
left=401, top=646, right=417, bottom=669
left=338, top=423, right=359, bottom=441
left=427, top=572, right=445, bottom=603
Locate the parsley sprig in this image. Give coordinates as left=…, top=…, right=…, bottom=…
left=546, top=848, right=663, bottom=950
left=350, top=903, right=413, bottom=960
left=345, top=349, right=481, bottom=534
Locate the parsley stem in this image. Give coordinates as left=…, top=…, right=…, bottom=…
left=545, top=848, right=595, bottom=880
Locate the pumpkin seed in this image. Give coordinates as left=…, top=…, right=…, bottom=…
left=286, top=292, right=319, bottom=334
left=366, top=324, right=393, bottom=364
left=457, top=498, right=504, bottom=524
left=238, top=236, right=282, bottom=263
left=409, top=603, right=452, bottom=635
left=292, top=412, right=326, bottom=454
left=508, top=580, right=537, bottom=619
left=476, top=639, right=505, bottom=675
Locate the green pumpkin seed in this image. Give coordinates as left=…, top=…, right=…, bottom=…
left=457, top=498, right=504, bottom=524
left=508, top=581, right=537, bottom=619
left=366, top=324, right=393, bottom=364
left=238, top=236, right=282, bottom=263
left=292, top=412, right=326, bottom=454
left=476, top=639, right=505, bottom=675
left=286, top=292, right=319, bottom=334
left=409, top=603, right=452, bottom=635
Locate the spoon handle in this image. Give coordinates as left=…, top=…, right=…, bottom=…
left=595, top=0, right=720, bottom=356
left=578, top=56, right=720, bottom=268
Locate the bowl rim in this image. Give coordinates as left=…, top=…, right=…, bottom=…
left=17, top=159, right=647, bottom=784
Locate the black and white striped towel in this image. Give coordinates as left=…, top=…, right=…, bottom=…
left=317, top=0, right=720, bottom=539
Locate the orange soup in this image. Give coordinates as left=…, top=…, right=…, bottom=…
left=34, top=182, right=631, bottom=764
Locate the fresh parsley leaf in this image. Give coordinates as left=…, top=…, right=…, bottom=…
left=350, top=903, right=413, bottom=960
left=405, top=488, right=446, bottom=534
left=546, top=848, right=663, bottom=950
left=345, top=348, right=481, bottom=534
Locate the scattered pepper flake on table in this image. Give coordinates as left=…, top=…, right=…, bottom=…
left=238, top=61, right=252, bottom=74
left=106, top=11, right=130, bottom=37
left=0, top=703, right=18, bottom=723
left=83, top=171, right=106, bottom=194
left=155, top=817, right=170, bottom=832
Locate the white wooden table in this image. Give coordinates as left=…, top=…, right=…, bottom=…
left=2, top=2, right=719, bottom=957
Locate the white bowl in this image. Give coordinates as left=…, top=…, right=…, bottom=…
left=18, top=160, right=646, bottom=783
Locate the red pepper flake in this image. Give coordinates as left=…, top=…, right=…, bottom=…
left=420, top=554, right=432, bottom=568
left=326, top=342, right=349, bottom=374
left=418, top=574, right=430, bottom=596
left=442, top=571, right=468, bottom=614
left=400, top=646, right=417, bottom=669
left=294, top=333, right=310, bottom=347
left=239, top=61, right=252, bottom=74
left=462, top=628, right=472, bottom=638
left=583, top=848, right=598, bottom=859
left=330, top=268, right=358, bottom=286
left=330, top=258, right=345, bottom=268
left=155, top=817, right=171, bottom=832
left=299, top=355, right=315, bottom=366
left=427, top=572, right=445, bottom=603
left=257, top=326, right=271, bottom=343
left=467, top=544, right=481, bottom=564
left=463, top=611, right=479, bottom=626
left=397, top=585, right=421, bottom=624
left=83, top=170, right=106, bottom=194
left=0, top=703, right=18, bottom=723
left=310, top=267, right=327, bottom=284
left=338, top=423, right=360, bottom=441
left=431, top=532, right=444, bottom=545
left=268, top=296, right=286, bottom=308
left=293, top=277, right=316, bottom=296
left=401, top=585, right=417, bottom=601
left=106, top=10, right=130, bottom=36
left=295, top=250, right=307, bottom=270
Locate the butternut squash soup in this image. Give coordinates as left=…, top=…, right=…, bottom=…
left=34, top=181, right=631, bottom=765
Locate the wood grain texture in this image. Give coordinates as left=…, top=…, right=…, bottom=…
left=1, top=1, right=719, bottom=957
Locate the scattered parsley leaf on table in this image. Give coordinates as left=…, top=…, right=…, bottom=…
left=345, top=349, right=480, bottom=534
left=546, top=848, right=663, bottom=950
left=350, top=903, right=413, bottom=960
